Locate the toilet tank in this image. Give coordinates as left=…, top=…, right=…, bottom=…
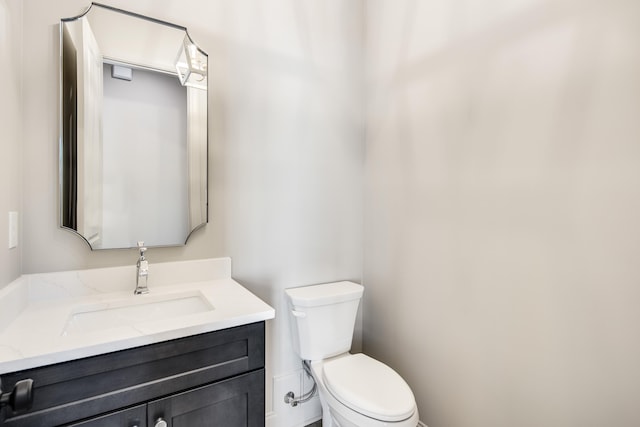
left=285, top=281, right=364, bottom=361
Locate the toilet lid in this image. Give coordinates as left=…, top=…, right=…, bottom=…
left=322, top=353, right=416, bottom=422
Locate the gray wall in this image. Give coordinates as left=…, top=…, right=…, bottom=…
left=0, top=0, right=22, bottom=288
left=363, top=0, right=640, bottom=426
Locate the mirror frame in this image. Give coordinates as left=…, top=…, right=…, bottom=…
left=59, top=3, right=208, bottom=250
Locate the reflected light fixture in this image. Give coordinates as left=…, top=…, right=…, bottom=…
left=175, top=35, right=207, bottom=90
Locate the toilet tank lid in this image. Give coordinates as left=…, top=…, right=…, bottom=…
left=285, top=281, right=363, bottom=307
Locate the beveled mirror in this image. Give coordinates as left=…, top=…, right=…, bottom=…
left=60, top=3, right=208, bottom=250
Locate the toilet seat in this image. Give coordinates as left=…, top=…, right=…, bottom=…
left=322, top=353, right=416, bottom=422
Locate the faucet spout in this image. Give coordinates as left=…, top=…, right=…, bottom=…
left=134, top=241, right=149, bottom=295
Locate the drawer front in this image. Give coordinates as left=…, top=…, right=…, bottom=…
left=1, top=322, right=265, bottom=427
left=66, top=405, right=146, bottom=427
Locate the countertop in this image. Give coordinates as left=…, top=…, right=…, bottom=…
left=0, top=258, right=275, bottom=374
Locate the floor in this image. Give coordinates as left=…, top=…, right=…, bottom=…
left=305, top=421, right=322, bottom=427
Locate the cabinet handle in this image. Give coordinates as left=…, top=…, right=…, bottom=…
left=0, top=378, right=34, bottom=413
left=155, top=417, right=168, bottom=427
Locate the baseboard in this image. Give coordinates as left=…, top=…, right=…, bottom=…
left=266, top=411, right=276, bottom=427
left=265, top=411, right=321, bottom=427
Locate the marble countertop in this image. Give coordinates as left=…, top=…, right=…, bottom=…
left=0, top=258, right=275, bottom=374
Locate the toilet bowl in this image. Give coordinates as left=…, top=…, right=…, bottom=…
left=285, top=282, right=419, bottom=427
left=312, top=354, right=420, bottom=427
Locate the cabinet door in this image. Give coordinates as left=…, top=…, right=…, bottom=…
left=147, top=370, right=264, bottom=427
left=67, top=404, right=147, bottom=427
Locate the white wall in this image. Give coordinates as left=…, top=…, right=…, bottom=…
left=0, top=0, right=22, bottom=289
left=19, top=0, right=363, bottom=425
left=202, top=2, right=365, bottom=422
left=364, top=0, right=640, bottom=426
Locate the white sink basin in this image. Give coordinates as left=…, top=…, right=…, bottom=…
left=62, top=292, right=214, bottom=336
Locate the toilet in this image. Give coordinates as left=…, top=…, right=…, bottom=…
left=286, top=281, right=419, bottom=427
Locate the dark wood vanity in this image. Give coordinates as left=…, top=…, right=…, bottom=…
left=0, top=322, right=265, bottom=427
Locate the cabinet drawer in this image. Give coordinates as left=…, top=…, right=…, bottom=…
left=67, top=405, right=146, bottom=427
left=1, top=322, right=265, bottom=427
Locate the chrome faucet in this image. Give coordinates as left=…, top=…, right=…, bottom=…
left=134, top=241, right=149, bottom=294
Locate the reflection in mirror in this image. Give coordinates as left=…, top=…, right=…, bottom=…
left=60, top=3, right=208, bottom=250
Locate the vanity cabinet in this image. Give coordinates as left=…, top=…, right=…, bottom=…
left=0, top=322, right=265, bottom=427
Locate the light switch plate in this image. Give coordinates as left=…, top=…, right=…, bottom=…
left=8, top=211, right=18, bottom=249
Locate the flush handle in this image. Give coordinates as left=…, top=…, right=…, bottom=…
left=291, top=310, right=306, bottom=318
left=154, top=418, right=168, bottom=427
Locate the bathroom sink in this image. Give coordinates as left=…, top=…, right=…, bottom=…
left=62, top=292, right=214, bottom=336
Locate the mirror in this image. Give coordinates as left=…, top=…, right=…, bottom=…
left=60, top=3, right=208, bottom=250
